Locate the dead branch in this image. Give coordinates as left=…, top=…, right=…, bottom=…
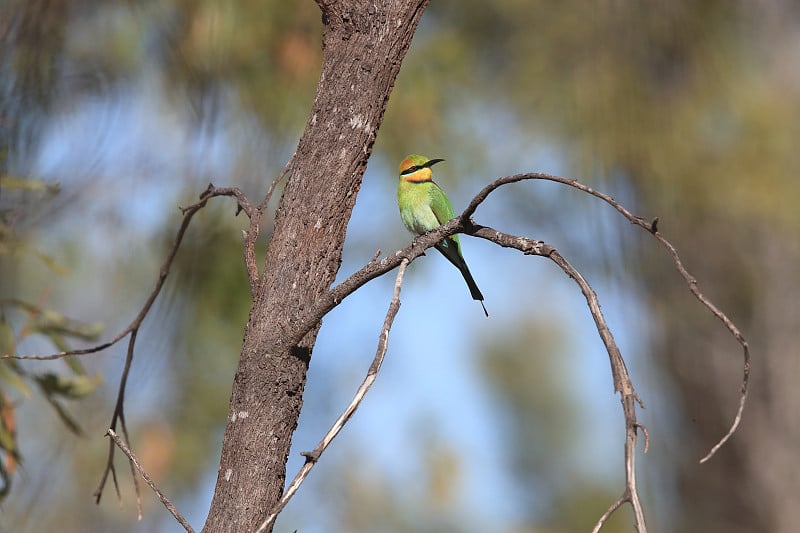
left=468, top=226, right=648, bottom=531
left=464, top=172, right=749, bottom=463
left=3, top=183, right=257, bottom=511
left=653, top=232, right=750, bottom=463
left=107, top=429, right=194, bottom=533
left=268, top=172, right=747, bottom=531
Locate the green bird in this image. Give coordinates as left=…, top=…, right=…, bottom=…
left=397, top=154, right=488, bottom=317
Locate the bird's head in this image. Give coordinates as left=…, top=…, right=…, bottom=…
left=398, top=154, right=445, bottom=182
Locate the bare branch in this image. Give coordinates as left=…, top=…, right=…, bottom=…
left=465, top=172, right=749, bottom=462
left=254, top=259, right=409, bottom=533
left=592, top=494, right=626, bottom=533
left=470, top=226, right=648, bottom=532
left=275, top=172, right=746, bottom=531
left=106, top=429, right=194, bottom=533
left=655, top=230, right=751, bottom=463
left=2, top=183, right=256, bottom=515
left=93, top=329, right=139, bottom=505
left=282, top=218, right=463, bottom=351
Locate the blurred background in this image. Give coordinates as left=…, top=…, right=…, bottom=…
left=1, top=1, right=798, bottom=532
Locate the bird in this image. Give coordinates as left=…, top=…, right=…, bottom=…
left=397, top=154, right=488, bottom=317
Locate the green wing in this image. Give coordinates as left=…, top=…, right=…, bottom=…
left=427, top=182, right=487, bottom=313
left=428, top=181, right=463, bottom=255
left=428, top=182, right=456, bottom=226
left=428, top=183, right=463, bottom=251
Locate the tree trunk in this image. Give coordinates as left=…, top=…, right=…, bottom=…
left=202, top=1, right=429, bottom=531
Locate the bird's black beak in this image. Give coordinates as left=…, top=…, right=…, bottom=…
left=424, top=158, right=445, bottom=168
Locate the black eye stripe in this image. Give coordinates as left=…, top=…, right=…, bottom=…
left=401, top=165, right=420, bottom=175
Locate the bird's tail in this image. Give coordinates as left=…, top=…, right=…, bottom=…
left=459, top=263, right=484, bottom=301
left=460, top=263, right=489, bottom=317
left=435, top=240, right=488, bottom=317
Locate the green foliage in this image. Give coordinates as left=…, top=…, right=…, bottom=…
left=0, top=178, right=102, bottom=500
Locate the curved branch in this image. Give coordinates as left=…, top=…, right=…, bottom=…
left=275, top=172, right=746, bottom=531
left=471, top=226, right=648, bottom=532
left=465, top=172, right=749, bottom=462
left=656, top=231, right=750, bottom=464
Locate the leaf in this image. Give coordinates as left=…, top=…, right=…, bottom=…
left=0, top=457, right=10, bottom=500
left=42, top=396, right=82, bottom=436
left=63, top=355, right=86, bottom=376
left=31, top=250, right=70, bottom=275
left=0, top=395, right=19, bottom=468
left=35, top=372, right=102, bottom=399
left=31, top=310, right=103, bottom=342
left=0, top=320, right=30, bottom=396
left=0, top=361, right=31, bottom=397
left=0, top=176, right=60, bottom=194
left=0, top=319, right=16, bottom=356
left=0, top=392, right=20, bottom=497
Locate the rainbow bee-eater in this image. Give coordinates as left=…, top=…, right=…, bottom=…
left=397, top=154, right=488, bottom=317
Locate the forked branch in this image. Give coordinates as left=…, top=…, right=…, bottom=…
left=254, top=259, right=409, bottom=533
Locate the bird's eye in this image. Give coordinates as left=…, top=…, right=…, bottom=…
left=401, top=165, right=420, bottom=175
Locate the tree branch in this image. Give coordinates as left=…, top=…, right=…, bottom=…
left=469, top=226, right=648, bottom=531
left=465, top=172, right=749, bottom=462
left=244, top=152, right=296, bottom=297
left=106, top=429, right=194, bottom=533
left=272, top=172, right=747, bottom=531
left=254, top=259, right=409, bottom=533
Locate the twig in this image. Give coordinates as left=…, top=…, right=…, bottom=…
left=254, top=259, right=409, bottom=533
left=106, top=429, right=195, bottom=533
left=551, top=245, right=647, bottom=530
left=244, top=153, right=296, bottom=296
left=93, top=330, right=142, bottom=509
left=592, top=494, right=626, bottom=533
left=88, top=186, right=251, bottom=506
left=653, top=231, right=750, bottom=463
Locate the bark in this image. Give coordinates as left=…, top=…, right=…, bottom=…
left=201, top=1, right=429, bottom=531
